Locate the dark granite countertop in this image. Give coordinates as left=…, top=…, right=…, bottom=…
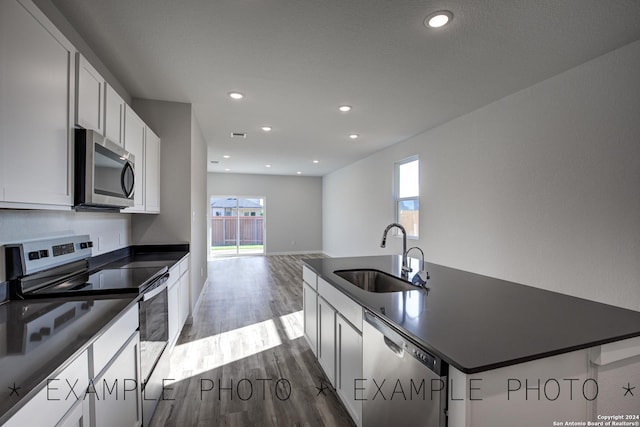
left=303, top=256, right=640, bottom=374
left=0, top=243, right=190, bottom=423
left=89, top=243, right=189, bottom=272
left=0, top=295, right=137, bottom=424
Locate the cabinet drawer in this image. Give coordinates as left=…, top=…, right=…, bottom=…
left=318, top=277, right=362, bottom=332
left=5, top=350, right=89, bottom=427
left=92, top=304, right=138, bottom=377
left=303, top=265, right=317, bottom=290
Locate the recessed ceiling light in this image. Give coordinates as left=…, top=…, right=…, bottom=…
left=261, top=126, right=272, bottom=132
left=297, top=171, right=302, bottom=175
left=313, top=160, right=319, bottom=164
left=265, top=164, right=271, bottom=168
left=349, top=133, right=359, bottom=139
left=424, top=10, right=453, bottom=28
left=223, top=155, right=230, bottom=159
left=339, top=105, right=352, bottom=112
left=228, top=92, right=244, bottom=100
left=225, top=168, right=231, bottom=171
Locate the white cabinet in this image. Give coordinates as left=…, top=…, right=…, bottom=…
left=317, top=296, right=337, bottom=386
left=123, top=108, right=162, bottom=214
left=105, top=84, right=126, bottom=146
left=56, top=399, right=89, bottom=427
left=144, top=127, right=161, bottom=213
left=303, top=282, right=318, bottom=355
left=168, top=272, right=180, bottom=347
left=336, top=314, right=362, bottom=427
left=303, top=265, right=363, bottom=427
left=93, top=332, right=142, bottom=427
left=4, top=350, right=89, bottom=427
left=124, top=108, right=146, bottom=212
left=168, top=255, right=190, bottom=350
left=76, top=53, right=104, bottom=134
left=0, top=0, right=74, bottom=207
left=179, top=269, right=190, bottom=327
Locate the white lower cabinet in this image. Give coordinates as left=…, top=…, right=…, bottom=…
left=4, top=350, right=89, bottom=427
left=303, top=267, right=363, bottom=427
left=178, top=271, right=190, bottom=327
left=56, top=399, right=90, bottom=427
left=168, top=273, right=180, bottom=347
left=92, top=332, right=142, bottom=427
left=336, top=314, right=363, bottom=427
left=168, top=255, right=191, bottom=350
left=317, top=296, right=337, bottom=386
left=303, top=282, right=318, bottom=355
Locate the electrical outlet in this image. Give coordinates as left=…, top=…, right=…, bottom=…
left=200, top=267, right=204, bottom=277
left=97, top=236, right=103, bottom=252
left=291, top=240, right=295, bottom=246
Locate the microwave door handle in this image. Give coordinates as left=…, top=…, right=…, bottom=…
left=121, top=162, right=135, bottom=198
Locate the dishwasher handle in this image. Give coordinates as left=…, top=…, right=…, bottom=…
left=383, top=336, right=404, bottom=357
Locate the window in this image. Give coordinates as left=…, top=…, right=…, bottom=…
left=394, top=156, right=419, bottom=238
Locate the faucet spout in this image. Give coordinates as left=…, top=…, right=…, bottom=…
left=380, top=223, right=409, bottom=278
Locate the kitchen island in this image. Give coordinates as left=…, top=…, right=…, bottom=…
left=303, top=256, right=640, bottom=427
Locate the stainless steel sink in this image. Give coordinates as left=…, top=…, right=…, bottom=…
left=334, top=269, right=416, bottom=293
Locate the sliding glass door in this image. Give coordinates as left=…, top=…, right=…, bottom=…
left=210, top=196, right=265, bottom=257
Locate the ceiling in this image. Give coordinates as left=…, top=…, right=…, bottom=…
left=51, top=0, right=640, bottom=176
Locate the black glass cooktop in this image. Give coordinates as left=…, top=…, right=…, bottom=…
left=31, top=267, right=167, bottom=297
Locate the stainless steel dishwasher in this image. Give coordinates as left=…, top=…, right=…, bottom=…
left=363, top=310, right=448, bottom=427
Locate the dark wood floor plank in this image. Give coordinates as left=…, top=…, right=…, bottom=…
left=150, top=254, right=355, bottom=427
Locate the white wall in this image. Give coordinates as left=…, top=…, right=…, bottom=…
left=190, top=114, right=208, bottom=310
left=323, top=40, right=640, bottom=311
left=131, top=99, right=192, bottom=245
left=0, top=210, right=130, bottom=281
left=207, top=173, right=323, bottom=254
left=131, top=98, right=209, bottom=318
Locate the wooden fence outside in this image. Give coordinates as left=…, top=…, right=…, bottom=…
left=211, top=217, right=264, bottom=246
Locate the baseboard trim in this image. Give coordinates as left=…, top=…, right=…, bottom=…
left=265, top=250, right=325, bottom=256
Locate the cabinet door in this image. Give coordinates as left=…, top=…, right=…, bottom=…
left=144, top=127, right=161, bottom=213
left=336, top=315, right=363, bottom=427
left=179, top=271, right=190, bottom=328
left=56, top=399, right=89, bottom=427
left=317, top=296, right=336, bottom=385
left=123, top=107, right=146, bottom=212
left=303, top=282, right=318, bottom=355
left=93, top=332, right=142, bottom=427
left=76, top=53, right=104, bottom=133
left=0, top=0, right=74, bottom=206
left=105, top=84, right=125, bottom=146
left=168, top=280, right=180, bottom=348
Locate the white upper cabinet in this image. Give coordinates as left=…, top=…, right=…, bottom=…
left=0, top=0, right=75, bottom=207
left=123, top=107, right=146, bottom=212
left=76, top=53, right=104, bottom=134
left=144, top=127, right=161, bottom=213
left=104, top=84, right=126, bottom=146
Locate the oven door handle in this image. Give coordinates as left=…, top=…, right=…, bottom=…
left=142, top=274, right=170, bottom=301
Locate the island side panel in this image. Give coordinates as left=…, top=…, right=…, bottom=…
left=448, top=348, right=594, bottom=427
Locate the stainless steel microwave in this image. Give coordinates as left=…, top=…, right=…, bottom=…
left=74, top=128, right=135, bottom=210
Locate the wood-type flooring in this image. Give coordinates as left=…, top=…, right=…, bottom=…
left=150, top=254, right=355, bottom=427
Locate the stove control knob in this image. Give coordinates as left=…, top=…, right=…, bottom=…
left=30, top=332, right=42, bottom=342
left=28, top=251, right=40, bottom=260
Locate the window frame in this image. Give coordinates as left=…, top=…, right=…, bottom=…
left=393, top=155, right=420, bottom=239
